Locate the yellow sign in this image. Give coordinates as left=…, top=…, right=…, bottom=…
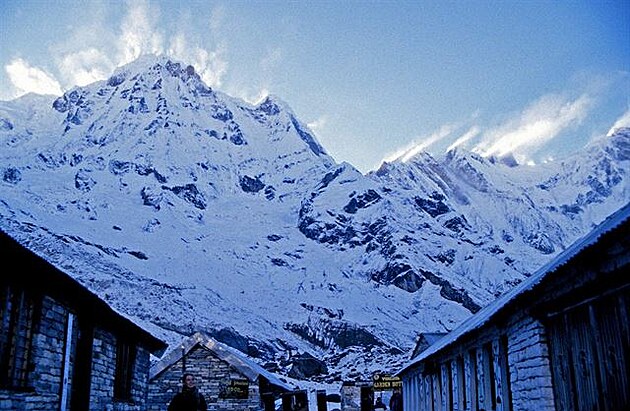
left=372, top=374, right=402, bottom=390
left=219, top=378, right=249, bottom=399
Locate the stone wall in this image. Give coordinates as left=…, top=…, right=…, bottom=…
left=148, top=345, right=262, bottom=411
left=0, top=296, right=68, bottom=411
left=0, top=294, right=154, bottom=411
left=505, top=312, right=555, bottom=411
left=89, top=328, right=153, bottom=411
left=401, top=310, right=557, bottom=411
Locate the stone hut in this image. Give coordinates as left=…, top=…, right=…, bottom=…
left=148, top=332, right=292, bottom=411
left=0, top=230, right=167, bottom=411
left=340, top=380, right=373, bottom=411
left=397, top=202, right=630, bottom=411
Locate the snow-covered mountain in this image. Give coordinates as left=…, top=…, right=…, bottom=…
left=1, top=55, right=628, bottom=383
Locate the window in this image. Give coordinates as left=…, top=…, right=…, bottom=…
left=114, top=339, right=136, bottom=401
left=0, top=285, right=38, bottom=389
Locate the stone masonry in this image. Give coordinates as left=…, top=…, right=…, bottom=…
left=1, top=294, right=155, bottom=411
left=149, top=345, right=263, bottom=411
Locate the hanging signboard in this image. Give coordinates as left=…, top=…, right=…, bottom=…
left=219, top=378, right=249, bottom=399
left=372, top=373, right=402, bottom=390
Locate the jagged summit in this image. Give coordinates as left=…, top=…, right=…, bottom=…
left=256, top=94, right=288, bottom=115
left=112, top=53, right=185, bottom=74
left=46, top=55, right=330, bottom=165
left=594, top=126, right=630, bottom=160
left=1, top=56, right=628, bottom=383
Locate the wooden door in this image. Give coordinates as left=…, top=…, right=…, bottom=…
left=590, top=293, right=630, bottom=410
left=70, top=319, right=93, bottom=411
left=547, top=286, right=630, bottom=411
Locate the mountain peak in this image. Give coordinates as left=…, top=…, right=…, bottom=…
left=256, top=94, right=288, bottom=116
left=2, top=53, right=629, bottom=385
left=487, top=152, right=519, bottom=167
left=101, top=54, right=210, bottom=94
left=113, top=54, right=188, bottom=76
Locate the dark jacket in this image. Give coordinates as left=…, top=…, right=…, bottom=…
left=167, top=386, right=207, bottom=411
left=374, top=398, right=387, bottom=410
left=389, top=392, right=403, bottom=411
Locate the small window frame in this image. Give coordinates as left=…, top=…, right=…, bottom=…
left=113, top=338, right=137, bottom=402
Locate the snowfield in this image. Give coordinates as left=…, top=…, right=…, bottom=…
left=1, top=55, right=628, bottom=384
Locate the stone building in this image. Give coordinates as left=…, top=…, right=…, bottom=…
left=148, top=332, right=292, bottom=411
left=0, top=230, right=167, bottom=411
left=339, top=380, right=374, bottom=411
left=397, top=202, right=630, bottom=411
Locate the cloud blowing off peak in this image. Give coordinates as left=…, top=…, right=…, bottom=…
left=2, top=0, right=627, bottom=173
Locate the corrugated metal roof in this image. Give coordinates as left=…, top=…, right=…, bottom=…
left=398, top=201, right=630, bottom=375
left=150, top=332, right=293, bottom=391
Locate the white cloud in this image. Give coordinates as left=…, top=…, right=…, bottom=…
left=5, top=58, right=63, bottom=97
left=58, top=48, right=114, bottom=87
left=250, top=88, right=270, bottom=105
left=446, top=126, right=481, bottom=152
left=393, top=123, right=457, bottom=163
left=3, top=0, right=231, bottom=100
left=167, top=34, right=187, bottom=61
left=225, top=86, right=270, bottom=105
left=380, top=124, right=454, bottom=164
left=477, top=93, right=592, bottom=159
left=118, top=0, right=164, bottom=65
left=167, top=34, right=228, bottom=88
left=42, top=0, right=229, bottom=93
left=307, top=115, right=328, bottom=133
left=607, top=107, right=630, bottom=136
left=380, top=146, right=407, bottom=165
left=220, top=48, right=282, bottom=105
left=378, top=90, right=596, bottom=168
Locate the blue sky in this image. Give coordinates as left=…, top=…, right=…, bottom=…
left=1, top=0, right=628, bottom=172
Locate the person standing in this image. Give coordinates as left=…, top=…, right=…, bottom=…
left=374, top=396, right=387, bottom=410
left=389, top=389, right=403, bottom=411
left=168, top=373, right=207, bottom=411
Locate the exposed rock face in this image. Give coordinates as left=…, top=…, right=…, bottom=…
left=3, top=167, right=21, bottom=184
left=288, top=352, right=328, bottom=379
left=240, top=175, right=265, bottom=193
left=285, top=317, right=389, bottom=351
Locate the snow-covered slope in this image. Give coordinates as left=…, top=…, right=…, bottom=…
left=1, top=55, right=628, bottom=382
